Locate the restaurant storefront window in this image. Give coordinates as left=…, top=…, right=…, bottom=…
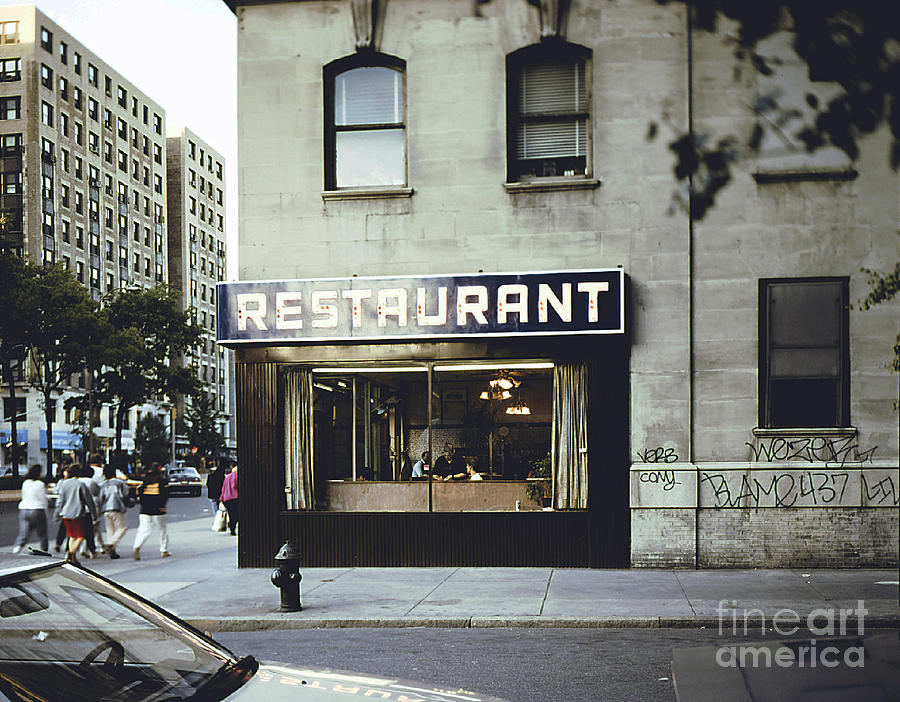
left=283, top=361, right=588, bottom=513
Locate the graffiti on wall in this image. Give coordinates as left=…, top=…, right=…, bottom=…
left=746, top=436, right=877, bottom=468
left=700, top=470, right=852, bottom=508
left=638, top=470, right=682, bottom=491
left=636, top=446, right=679, bottom=464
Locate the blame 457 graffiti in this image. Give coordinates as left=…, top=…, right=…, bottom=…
left=699, top=469, right=899, bottom=508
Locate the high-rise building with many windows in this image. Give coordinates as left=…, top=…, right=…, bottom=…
left=166, top=127, right=234, bottom=454
left=0, top=5, right=231, bottom=469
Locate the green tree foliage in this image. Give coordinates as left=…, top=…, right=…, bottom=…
left=19, top=263, right=100, bottom=477
left=135, top=412, right=171, bottom=468
left=0, top=252, right=29, bottom=475
left=860, top=258, right=900, bottom=374
left=98, top=285, right=202, bottom=453
left=181, top=390, right=226, bottom=470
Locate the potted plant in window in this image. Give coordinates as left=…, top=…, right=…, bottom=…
left=525, top=452, right=552, bottom=508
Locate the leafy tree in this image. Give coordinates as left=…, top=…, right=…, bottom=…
left=98, top=285, right=202, bottom=453
left=20, top=263, right=101, bottom=478
left=181, top=390, right=226, bottom=470
left=135, top=412, right=171, bottom=468
left=0, top=252, right=29, bottom=475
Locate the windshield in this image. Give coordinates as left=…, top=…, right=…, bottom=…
left=0, top=564, right=252, bottom=702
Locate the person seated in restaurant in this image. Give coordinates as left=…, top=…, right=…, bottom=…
left=411, top=450, right=430, bottom=480
left=466, top=457, right=484, bottom=481
left=435, top=444, right=469, bottom=481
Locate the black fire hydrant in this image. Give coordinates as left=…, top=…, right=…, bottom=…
left=271, top=541, right=302, bottom=612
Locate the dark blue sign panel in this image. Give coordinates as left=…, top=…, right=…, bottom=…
left=217, top=269, right=624, bottom=344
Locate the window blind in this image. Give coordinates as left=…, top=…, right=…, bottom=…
left=335, top=66, right=402, bottom=126
left=519, top=61, right=585, bottom=114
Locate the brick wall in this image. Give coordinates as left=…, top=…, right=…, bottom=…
left=697, top=509, right=899, bottom=568
left=631, top=508, right=695, bottom=567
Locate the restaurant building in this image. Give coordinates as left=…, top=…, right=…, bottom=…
left=222, top=0, right=899, bottom=568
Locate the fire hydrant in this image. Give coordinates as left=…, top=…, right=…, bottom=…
left=271, top=541, right=302, bottom=612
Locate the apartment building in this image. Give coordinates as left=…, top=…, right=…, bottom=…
left=221, top=0, right=898, bottom=569
left=166, top=127, right=234, bottom=455
left=0, top=5, right=233, bottom=469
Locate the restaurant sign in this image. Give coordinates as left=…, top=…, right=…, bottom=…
left=217, top=269, right=624, bottom=344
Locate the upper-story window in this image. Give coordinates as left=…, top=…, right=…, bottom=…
left=73, top=51, right=81, bottom=75
left=152, top=113, right=162, bottom=135
left=0, top=96, right=21, bottom=120
left=40, top=63, right=53, bottom=89
left=759, top=278, right=849, bottom=429
left=117, top=85, right=127, bottom=108
left=0, top=21, right=19, bottom=44
left=88, top=63, right=98, bottom=87
left=59, top=40, right=67, bottom=64
left=40, top=27, right=52, bottom=52
left=0, top=58, right=20, bottom=82
left=506, top=43, right=591, bottom=181
left=324, top=53, right=406, bottom=189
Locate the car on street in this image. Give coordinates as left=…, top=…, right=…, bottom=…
left=166, top=465, right=203, bottom=497
left=0, top=554, right=510, bottom=701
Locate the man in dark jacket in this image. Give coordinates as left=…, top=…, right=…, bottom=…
left=206, top=460, right=227, bottom=514
left=132, top=462, right=170, bottom=560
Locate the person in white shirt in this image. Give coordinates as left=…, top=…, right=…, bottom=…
left=13, top=464, right=49, bottom=553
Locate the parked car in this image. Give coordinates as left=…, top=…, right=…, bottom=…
left=166, top=465, right=203, bottom=497
left=0, top=554, right=509, bottom=701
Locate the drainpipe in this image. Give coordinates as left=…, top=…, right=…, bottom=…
left=686, top=2, right=698, bottom=569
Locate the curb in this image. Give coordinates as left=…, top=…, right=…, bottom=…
left=184, top=615, right=900, bottom=633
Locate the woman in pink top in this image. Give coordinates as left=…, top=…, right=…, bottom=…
left=220, top=464, right=239, bottom=536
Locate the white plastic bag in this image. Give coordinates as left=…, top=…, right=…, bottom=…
left=212, top=503, right=227, bottom=532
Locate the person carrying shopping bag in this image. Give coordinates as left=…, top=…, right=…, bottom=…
left=220, top=464, right=239, bottom=536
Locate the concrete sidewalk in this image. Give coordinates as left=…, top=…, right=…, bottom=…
left=20, top=516, right=900, bottom=632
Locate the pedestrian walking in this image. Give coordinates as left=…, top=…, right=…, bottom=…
left=206, top=459, right=227, bottom=515
left=12, top=464, right=49, bottom=554
left=133, top=462, right=170, bottom=560
left=53, top=463, right=74, bottom=552
left=54, top=463, right=98, bottom=564
left=77, top=463, right=104, bottom=557
left=99, top=464, right=129, bottom=559
left=220, top=464, right=239, bottom=536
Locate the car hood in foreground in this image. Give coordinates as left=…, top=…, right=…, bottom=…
left=228, top=663, right=511, bottom=702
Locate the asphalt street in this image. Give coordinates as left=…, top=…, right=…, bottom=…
left=214, top=627, right=900, bottom=702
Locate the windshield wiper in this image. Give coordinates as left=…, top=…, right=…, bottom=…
left=189, top=655, right=259, bottom=700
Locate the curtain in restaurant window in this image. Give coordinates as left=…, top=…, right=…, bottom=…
left=551, top=362, right=588, bottom=509
left=284, top=368, right=315, bottom=510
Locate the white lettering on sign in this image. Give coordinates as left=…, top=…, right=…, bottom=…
left=538, top=283, right=572, bottom=323
left=456, top=285, right=489, bottom=326
left=377, top=288, right=407, bottom=327
left=342, top=289, right=372, bottom=328
left=417, top=286, right=447, bottom=326
left=237, top=293, right=267, bottom=331
left=275, top=292, right=302, bottom=330
left=312, top=290, right=338, bottom=329
left=497, top=284, right=528, bottom=324
left=577, top=281, right=609, bottom=323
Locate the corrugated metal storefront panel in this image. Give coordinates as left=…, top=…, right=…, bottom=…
left=236, top=362, right=283, bottom=567
left=278, top=511, right=593, bottom=567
